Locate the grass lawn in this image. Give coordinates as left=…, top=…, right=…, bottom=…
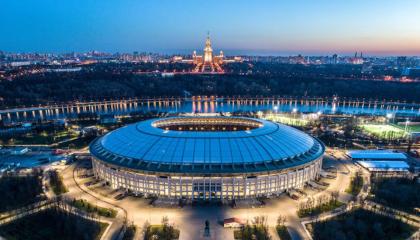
left=71, top=199, right=117, bottom=218
left=144, top=224, right=180, bottom=240
left=234, top=224, right=270, bottom=240
left=298, top=200, right=345, bottom=218
left=57, top=136, right=96, bottom=149
left=0, top=207, right=108, bottom=240
left=276, top=225, right=292, bottom=240
left=265, top=114, right=309, bottom=127
left=122, top=224, right=137, bottom=240
left=360, top=124, right=407, bottom=140
left=391, top=123, right=420, bottom=132
left=49, top=170, right=68, bottom=195
left=346, top=172, right=364, bottom=196
left=1, top=129, right=79, bottom=145
left=309, top=208, right=416, bottom=240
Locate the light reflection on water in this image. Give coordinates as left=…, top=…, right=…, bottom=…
left=2, top=100, right=420, bottom=123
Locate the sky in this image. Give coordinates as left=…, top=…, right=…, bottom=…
left=1, top=0, right=420, bottom=56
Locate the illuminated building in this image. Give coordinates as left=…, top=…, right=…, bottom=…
left=193, top=34, right=225, bottom=73
left=90, top=117, right=324, bottom=200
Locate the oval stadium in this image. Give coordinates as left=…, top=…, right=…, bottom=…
left=89, top=117, right=324, bottom=200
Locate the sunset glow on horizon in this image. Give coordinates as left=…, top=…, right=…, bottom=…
left=1, top=0, right=420, bottom=55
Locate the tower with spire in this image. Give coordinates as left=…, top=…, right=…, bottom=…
left=203, top=32, right=213, bottom=63
left=191, top=32, right=226, bottom=73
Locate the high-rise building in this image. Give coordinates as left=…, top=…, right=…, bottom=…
left=192, top=34, right=224, bottom=73
left=203, top=35, right=213, bottom=63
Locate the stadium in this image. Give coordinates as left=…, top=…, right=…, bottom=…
left=89, top=117, right=324, bottom=200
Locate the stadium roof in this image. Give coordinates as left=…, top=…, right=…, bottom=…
left=357, top=161, right=409, bottom=172
left=347, top=150, right=407, bottom=160
left=90, top=117, right=324, bottom=174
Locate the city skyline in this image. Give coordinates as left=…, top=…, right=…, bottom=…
left=2, top=0, right=420, bottom=56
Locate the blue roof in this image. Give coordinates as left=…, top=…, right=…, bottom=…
left=357, top=161, right=409, bottom=172
left=348, top=150, right=407, bottom=160
left=90, top=117, right=324, bottom=174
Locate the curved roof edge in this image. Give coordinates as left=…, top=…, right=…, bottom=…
left=89, top=136, right=325, bottom=175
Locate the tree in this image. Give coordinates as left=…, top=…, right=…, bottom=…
left=277, top=215, right=286, bottom=227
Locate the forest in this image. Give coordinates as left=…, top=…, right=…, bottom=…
left=0, top=171, right=44, bottom=212
left=0, top=206, right=107, bottom=240
left=370, top=177, right=419, bottom=213
left=1, top=64, right=419, bottom=108
left=311, top=209, right=416, bottom=240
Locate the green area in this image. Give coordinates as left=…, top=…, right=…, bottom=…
left=144, top=224, right=180, bottom=240
left=71, top=199, right=117, bottom=218
left=57, top=135, right=96, bottom=149
left=276, top=225, right=292, bottom=240
left=265, top=114, right=309, bottom=127
left=0, top=207, right=107, bottom=240
left=4, top=66, right=420, bottom=109
left=370, top=177, right=420, bottom=214
left=234, top=224, right=270, bottom=240
left=0, top=171, right=44, bottom=213
left=360, top=124, right=407, bottom=140
left=122, top=223, right=137, bottom=240
left=49, top=170, right=68, bottom=195
left=391, top=123, right=420, bottom=132
left=298, top=193, right=343, bottom=218
left=309, top=208, right=416, bottom=240
left=346, top=171, right=364, bottom=196
left=0, top=129, right=78, bottom=145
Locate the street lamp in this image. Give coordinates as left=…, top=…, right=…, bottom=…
left=257, top=111, right=263, bottom=118
left=292, top=108, right=298, bottom=119
left=404, top=119, right=410, bottom=133
left=386, top=113, right=394, bottom=124
left=273, top=105, right=278, bottom=114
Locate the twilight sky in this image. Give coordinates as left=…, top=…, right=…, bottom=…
left=1, top=0, right=420, bottom=56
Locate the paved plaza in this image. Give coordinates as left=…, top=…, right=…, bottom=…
left=59, top=148, right=356, bottom=240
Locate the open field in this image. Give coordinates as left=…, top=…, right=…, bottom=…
left=391, top=123, right=420, bottom=132
left=0, top=129, right=79, bottom=145
left=360, top=124, right=407, bottom=140
left=264, top=114, right=310, bottom=127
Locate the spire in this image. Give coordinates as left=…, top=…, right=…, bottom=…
left=206, top=32, right=211, bottom=47
left=203, top=31, right=213, bottom=63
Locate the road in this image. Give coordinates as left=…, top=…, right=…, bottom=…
left=58, top=149, right=356, bottom=240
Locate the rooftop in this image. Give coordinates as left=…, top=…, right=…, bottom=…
left=347, top=150, right=407, bottom=160
left=90, top=117, right=324, bottom=174
left=357, top=160, right=409, bottom=172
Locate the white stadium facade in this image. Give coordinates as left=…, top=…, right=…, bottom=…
left=89, top=117, right=324, bottom=200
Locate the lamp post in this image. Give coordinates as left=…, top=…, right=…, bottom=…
left=404, top=119, right=410, bottom=136
left=292, top=108, right=298, bottom=119
left=273, top=105, right=278, bottom=114
left=317, top=111, right=322, bottom=118
left=386, top=113, right=394, bottom=124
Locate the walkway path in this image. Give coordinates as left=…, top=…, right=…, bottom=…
left=58, top=151, right=356, bottom=240
left=61, top=163, right=126, bottom=240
